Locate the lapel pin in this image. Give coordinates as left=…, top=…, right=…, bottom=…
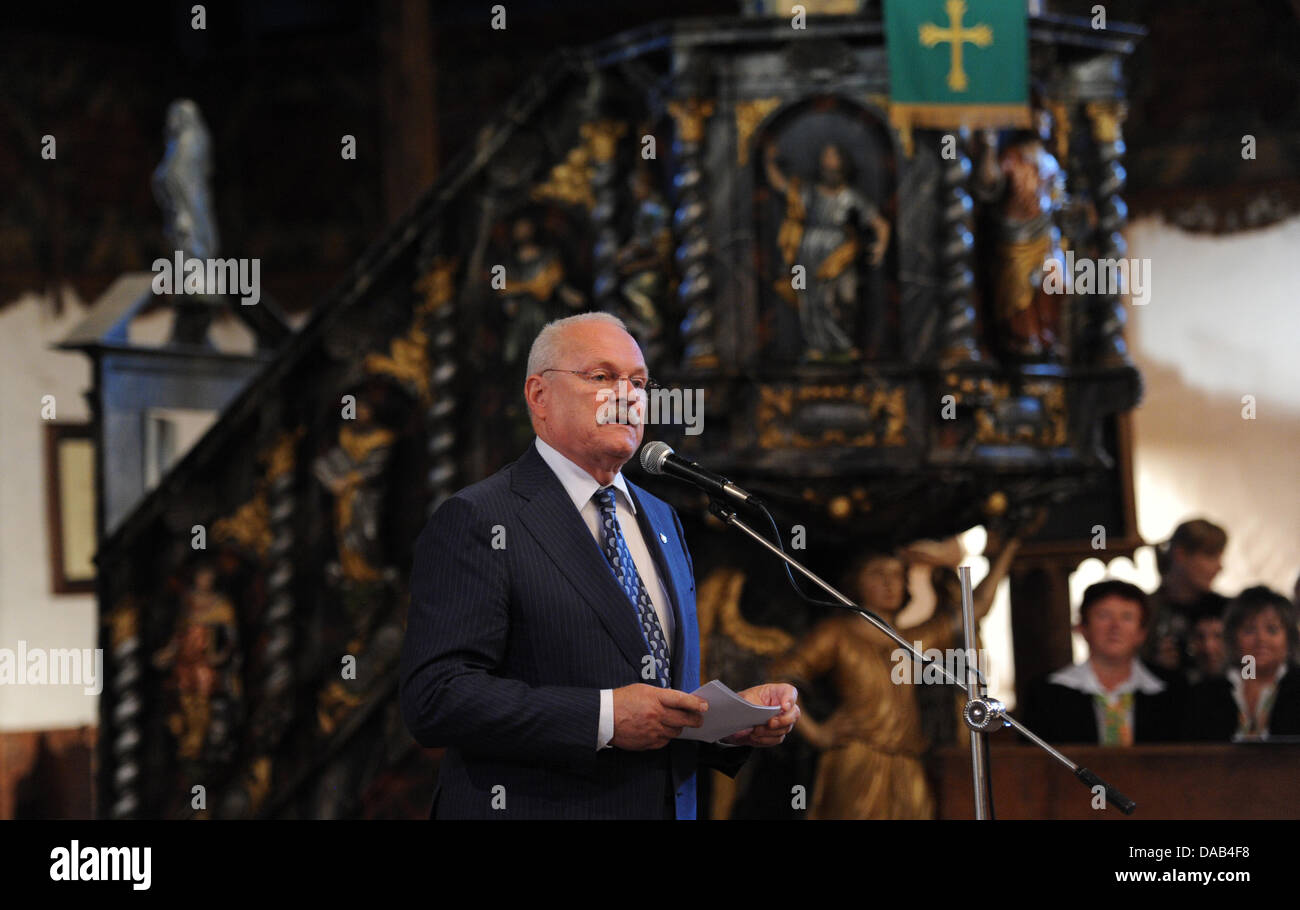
left=659, top=533, right=668, bottom=543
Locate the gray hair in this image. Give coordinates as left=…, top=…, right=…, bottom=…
left=525, top=311, right=630, bottom=378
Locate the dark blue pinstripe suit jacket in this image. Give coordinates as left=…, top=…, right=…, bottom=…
left=400, top=440, right=749, bottom=819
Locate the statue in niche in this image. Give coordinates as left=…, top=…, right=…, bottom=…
left=152, top=563, right=243, bottom=763
left=764, top=140, right=890, bottom=362
left=974, top=108, right=1070, bottom=361
left=498, top=215, right=586, bottom=368
left=614, top=167, right=672, bottom=359
left=768, top=535, right=1020, bottom=819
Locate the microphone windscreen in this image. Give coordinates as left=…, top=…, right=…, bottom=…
left=639, top=440, right=673, bottom=475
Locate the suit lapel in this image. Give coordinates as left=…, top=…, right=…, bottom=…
left=512, top=444, right=648, bottom=676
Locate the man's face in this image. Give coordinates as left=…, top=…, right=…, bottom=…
left=527, top=321, right=647, bottom=471
left=1190, top=616, right=1225, bottom=675
left=1081, top=595, right=1146, bottom=664
left=1174, top=546, right=1223, bottom=591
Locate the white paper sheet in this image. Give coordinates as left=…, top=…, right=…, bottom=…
left=675, top=679, right=781, bottom=742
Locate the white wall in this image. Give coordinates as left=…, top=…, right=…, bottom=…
left=0, top=289, right=256, bottom=732
left=0, top=290, right=99, bottom=731
left=1068, top=214, right=1300, bottom=660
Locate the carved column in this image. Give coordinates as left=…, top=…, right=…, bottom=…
left=421, top=260, right=459, bottom=515
left=588, top=119, right=628, bottom=316
left=255, top=430, right=300, bottom=749
left=938, top=132, right=982, bottom=364
left=668, top=98, right=717, bottom=368
left=1084, top=100, right=1132, bottom=365
left=106, top=599, right=142, bottom=819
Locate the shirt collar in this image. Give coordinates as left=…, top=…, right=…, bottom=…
left=1048, top=658, right=1165, bottom=697
left=1226, top=661, right=1288, bottom=697
left=534, top=436, right=636, bottom=515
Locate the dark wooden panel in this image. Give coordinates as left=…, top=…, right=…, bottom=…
left=930, top=743, right=1300, bottom=819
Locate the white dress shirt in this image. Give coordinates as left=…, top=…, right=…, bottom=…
left=1048, top=658, right=1165, bottom=744
left=1228, top=662, right=1288, bottom=740
left=534, top=436, right=676, bottom=750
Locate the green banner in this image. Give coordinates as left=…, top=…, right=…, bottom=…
left=884, top=0, right=1030, bottom=135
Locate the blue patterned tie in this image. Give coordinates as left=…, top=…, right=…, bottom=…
left=593, top=487, right=671, bottom=687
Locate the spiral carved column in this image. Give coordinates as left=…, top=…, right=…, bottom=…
left=106, top=600, right=142, bottom=819
left=1084, top=100, right=1132, bottom=365
left=668, top=99, right=717, bottom=368
left=939, top=133, right=982, bottom=364
left=256, top=430, right=300, bottom=749
left=420, top=259, right=458, bottom=516
left=588, top=120, right=627, bottom=316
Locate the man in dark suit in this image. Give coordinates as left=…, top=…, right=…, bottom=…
left=1022, top=580, right=1182, bottom=745
left=400, top=312, right=800, bottom=818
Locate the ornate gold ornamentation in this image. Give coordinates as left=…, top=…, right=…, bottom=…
left=364, top=327, right=431, bottom=403
left=1024, top=379, right=1069, bottom=446
left=1084, top=100, right=1128, bottom=144
left=697, top=567, right=795, bottom=679
left=581, top=120, right=628, bottom=164
left=106, top=597, right=138, bottom=649
left=530, top=121, right=627, bottom=212
left=532, top=148, right=594, bottom=210
left=241, top=756, right=273, bottom=815
left=317, top=679, right=365, bottom=735
left=755, top=383, right=907, bottom=449
left=667, top=99, right=716, bottom=145
left=962, top=377, right=1069, bottom=447
left=1045, top=99, right=1071, bottom=161
left=735, top=98, right=782, bottom=166
left=265, top=427, right=304, bottom=483
left=214, top=427, right=305, bottom=558
left=365, top=258, right=459, bottom=406
left=213, top=495, right=271, bottom=557
left=413, top=257, right=456, bottom=316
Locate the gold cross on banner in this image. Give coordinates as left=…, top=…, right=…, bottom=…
left=919, top=0, right=993, bottom=93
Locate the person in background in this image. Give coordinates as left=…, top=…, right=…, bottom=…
left=1185, top=607, right=1227, bottom=687
left=1184, top=586, right=1300, bottom=741
left=1022, top=580, right=1181, bottom=745
left=1143, top=518, right=1228, bottom=682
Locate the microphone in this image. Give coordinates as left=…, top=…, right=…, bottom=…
left=638, top=441, right=759, bottom=506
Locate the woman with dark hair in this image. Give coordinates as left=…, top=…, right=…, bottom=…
left=1183, top=586, right=1300, bottom=741
left=1143, top=518, right=1229, bottom=681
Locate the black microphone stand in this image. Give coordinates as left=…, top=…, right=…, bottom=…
left=706, top=496, right=1137, bottom=818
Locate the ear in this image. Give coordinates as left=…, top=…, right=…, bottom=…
left=524, top=374, right=546, bottom=419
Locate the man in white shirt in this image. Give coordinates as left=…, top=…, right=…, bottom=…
left=1022, top=580, right=1181, bottom=745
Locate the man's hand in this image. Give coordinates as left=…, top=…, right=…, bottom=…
left=720, top=683, right=800, bottom=747
left=611, top=684, right=708, bottom=751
